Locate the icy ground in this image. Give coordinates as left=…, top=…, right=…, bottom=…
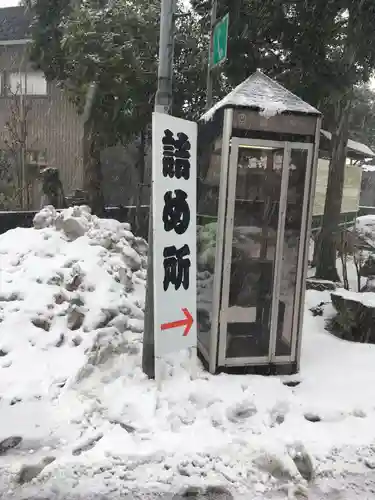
left=1, top=207, right=375, bottom=499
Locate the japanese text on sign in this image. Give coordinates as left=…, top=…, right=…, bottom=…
left=152, top=113, right=197, bottom=358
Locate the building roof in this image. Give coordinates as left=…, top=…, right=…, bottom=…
left=0, top=6, right=31, bottom=42
left=320, top=130, right=375, bottom=159
left=362, top=165, right=375, bottom=172
left=201, top=70, right=321, bottom=122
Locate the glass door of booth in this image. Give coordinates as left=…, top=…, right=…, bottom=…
left=218, top=138, right=313, bottom=367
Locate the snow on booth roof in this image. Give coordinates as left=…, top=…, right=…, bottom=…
left=201, top=70, right=321, bottom=122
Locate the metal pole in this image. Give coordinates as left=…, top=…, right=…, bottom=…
left=154, top=0, right=176, bottom=114
left=205, top=0, right=218, bottom=110
left=19, top=69, right=26, bottom=209
left=142, top=0, right=176, bottom=379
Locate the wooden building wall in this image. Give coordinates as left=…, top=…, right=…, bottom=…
left=0, top=44, right=84, bottom=209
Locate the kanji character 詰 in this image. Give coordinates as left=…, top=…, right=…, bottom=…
left=162, top=129, right=191, bottom=180
left=163, top=244, right=191, bottom=291
left=162, top=189, right=190, bottom=235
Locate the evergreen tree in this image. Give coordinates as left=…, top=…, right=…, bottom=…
left=29, top=0, right=205, bottom=212
left=193, top=0, right=375, bottom=280
left=350, top=85, right=375, bottom=153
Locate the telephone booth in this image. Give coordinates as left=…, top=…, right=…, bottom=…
left=197, top=71, right=322, bottom=374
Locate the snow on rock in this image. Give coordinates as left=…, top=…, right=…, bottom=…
left=355, top=215, right=375, bottom=249
left=2, top=207, right=375, bottom=498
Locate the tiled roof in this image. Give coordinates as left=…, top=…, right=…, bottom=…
left=0, top=6, right=31, bottom=42
left=321, top=129, right=375, bottom=158
left=201, top=70, right=321, bottom=122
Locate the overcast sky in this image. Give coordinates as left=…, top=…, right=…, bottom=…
left=0, top=0, right=19, bottom=5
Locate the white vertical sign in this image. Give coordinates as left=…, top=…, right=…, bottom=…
left=152, top=112, right=197, bottom=358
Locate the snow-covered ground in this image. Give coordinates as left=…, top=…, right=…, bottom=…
left=1, top=207, right=375, bottom=499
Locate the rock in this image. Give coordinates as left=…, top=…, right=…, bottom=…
left=86, top=328, right=131, bottom=366
left=70, top=294, right=85, bottom=307
left=205, top=486, right=234, bottom=500
left=0, top=291, right=22, bottom=302
left=304, top=412, right=321, bottom=423
left=65, top=273, right=83, bottom=292
left=122, top=246, right=142, bottom=272
left=0, top=436, right=22, bottom=455
left=254, top=451, right=296, bottom=481
left=226, top=401, right=257, bottom=423
left=283, top=380, right=301, bottom=388
left=361, top=277, right=375, bottom=292
left=119, top=266, right=134, bottom=292
left=306, top=279, right=338, bottom=291
left=309, top=301, right=329, bottom=317
left=270, top=401, right=289, bottom=426
left=17, top=464, right=45, bottom=484
left=47, top=272, right=64, bottom=286
left=55, top=333, right=65, bottom=347
left=360, top=255, right=375, bottom=277
left=72, top=434, right=103, bottom=456
left=74, top=363, right=95, bottom=383
left=33, top=206, right=57, bottom=229
left=67, top=306, right=85, bottom=331
left=60, top=216, right=87, bottom=240
left=365, top=458, right=375, bottom=470
left=71, top=334, right=83, bottom=347
left=54, top=291, right=69, bottom=305
left=10, top=397, right=22, bottom=406
left=133, top=237, right=148, bottom=257
left=17, top=456, right=55, bottom=484
left=353, top=408, right=367, bottom=418
left=173, top=486, right=204, bottom=498
left=108, top=314, right=128, bottom=333
left=76, top=205, right=91, bottom=216
left=110, top=420, right=136, bottom=433
left=127, top=318, right=144, bottom=333
left=31, top=317, right=51, bottom=332
left=173, top=486, right=233, bottom=500
left=122, top=230, right=135, bottom=244
left=289, top=443, right=315, bottom=482
left=331, top=291, right=375, bottom=343
left=90, top=309, right=117, bottom=330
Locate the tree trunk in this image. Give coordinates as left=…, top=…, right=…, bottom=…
left=83, top=120, right=105, bottom=216
left=315, top=96, right=351, bottom=281
left=315, top=0, right=363, bottom=281
left=311, top=232, right=319, bottom=267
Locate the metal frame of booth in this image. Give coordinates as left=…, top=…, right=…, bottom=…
left=197, top=107, right=322, bottom=374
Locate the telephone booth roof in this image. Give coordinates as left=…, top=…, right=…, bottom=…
left=201, top=70, right=321, bottom=123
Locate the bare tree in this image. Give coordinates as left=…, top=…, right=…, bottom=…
left=1, top=84, right=32, bottom=210
left=353, top=247, right=366, bottom=292
left=338, top=230, right=350, bottom=290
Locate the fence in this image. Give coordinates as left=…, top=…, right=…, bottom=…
left=1, top=206, right=366, bottom=240
left=310, top=211, right=358, bottom=234
left=0, top=205, right=150, bottom=239
left=358, top=206, right=375, bottom=217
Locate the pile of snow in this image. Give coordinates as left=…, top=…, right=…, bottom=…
left=0, top=206, right=147, bottom=476
left=1, top=207, right=375, bottom=499
left=197, top=222, right=217, bottom=272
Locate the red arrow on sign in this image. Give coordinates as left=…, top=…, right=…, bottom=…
left=161, top=308, right=194, bottom=337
